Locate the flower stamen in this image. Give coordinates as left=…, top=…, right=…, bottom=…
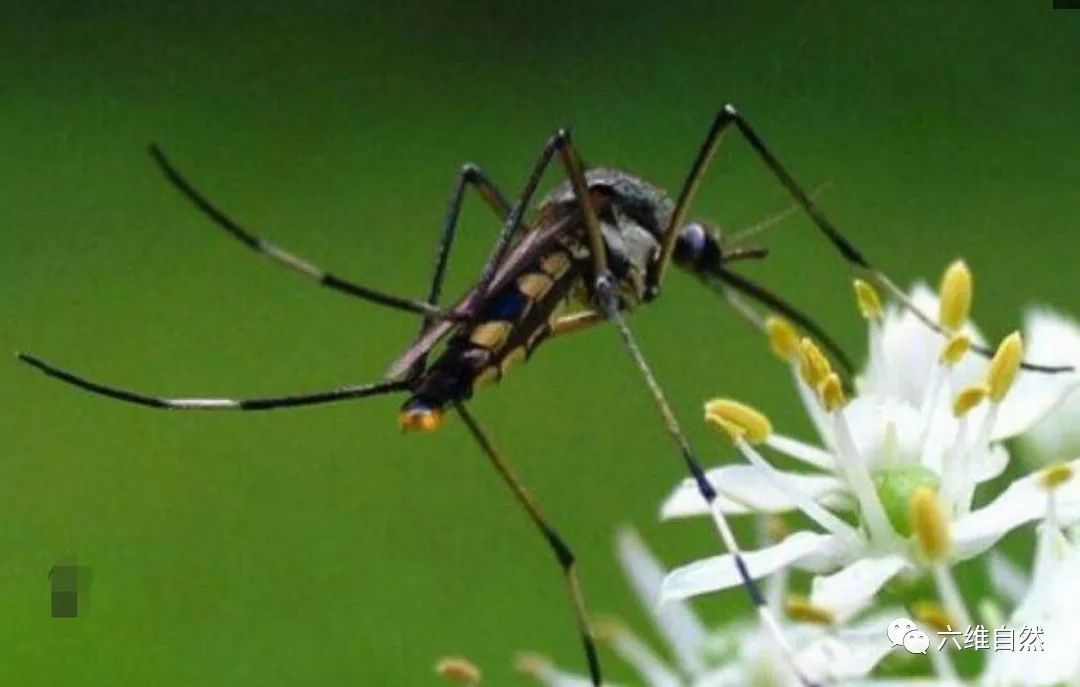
left=1041, top=462, right=1074, bottom=490
left=436, top=657, right=482, bottom=685
left=798, top=337, right=832, bottom=389
left=952, top=384, right=989, bottom=417
left=911, top=486, right=950, bottom=560
left=912, top=600, right=957, bottom=634
left=818, top=372, right=847, bottom=412
left=705, top=399, right=772, bottom=444
left=939, top=333, right=972, bottom=367
left=785, top=595, right=836, bottom=625
left=986, top=331, right=1023, bottom=403
left=766, top=316, right=800, bottom=361
left=938, top=260, right=973, bottom=331
left=853, top=279, right=883, bottom=321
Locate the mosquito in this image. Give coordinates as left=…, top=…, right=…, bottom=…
left=18, top=105, right=1072, bottom=687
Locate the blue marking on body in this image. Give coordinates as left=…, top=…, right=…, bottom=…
left=483, top=289, right=529, bottom=321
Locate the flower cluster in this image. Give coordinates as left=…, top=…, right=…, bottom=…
left=436, top=261, right=1080, bottom=686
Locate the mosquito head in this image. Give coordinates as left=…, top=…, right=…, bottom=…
left=398, top=400, right=444, bottom=432
left=671, top=221, right=722, bottom=272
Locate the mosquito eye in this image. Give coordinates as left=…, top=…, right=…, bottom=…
left=673, top=223, right=707, bottom=264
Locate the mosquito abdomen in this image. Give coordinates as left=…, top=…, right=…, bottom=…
left=399, top=246, right=581, bottom=432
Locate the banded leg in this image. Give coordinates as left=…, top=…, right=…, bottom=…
left=454, top=403, right=603, bottom=687
left=652, top=106, right=1072, bottom=373
left=16, top=353, right=407, bottom=410
left=468, top=129, right=607, bottom=311
left=149, top=145, right=454, bottom=321
left=592, top=277, right=820, bottom=687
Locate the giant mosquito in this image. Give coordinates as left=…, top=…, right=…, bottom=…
left=18, top=105, right=1072, bottom=687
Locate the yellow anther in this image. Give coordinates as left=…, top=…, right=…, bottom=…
left=785, top=595, right=836, bottom=625
left=912, top=600, right=957, bottom=634
left=514, top=653, right=549, bottom=678
left=766, top=515, right=791, bottom=543
left=853, top=279, right=883, bottom=321
left=798, top=338, right=832, bottom=388
left=910, top=486, right=950, bottom=561
left=705, top=399, right=773, bottom=444
left=818, top=372, right=847, bottom=412
left=766, top=316, right=799, bottom=361
left=939, top=333, right=972, bottom=366
left=986, top=332, right=1023, bottom=403
left=435, top=657, right=482, bottom=685
left=938, top=259, right=973, bottom=331
left=952, top=384, right=989, bottom=418
left=589, top=615, right=626, bottom=643
left=1041, top=463, right=1074, bottom=490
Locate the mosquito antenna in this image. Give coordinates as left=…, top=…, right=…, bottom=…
left=728, top=181, right=832, bottom=246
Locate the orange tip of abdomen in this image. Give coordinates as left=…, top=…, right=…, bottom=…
left=398, top=407, right=444, bottom=433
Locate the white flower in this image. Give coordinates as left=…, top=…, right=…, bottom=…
left=659, top=268, right=1080, bottom=631
left=518, top=527, right=898, bottom=687
left=1018, top=307, right=1080, bottom=463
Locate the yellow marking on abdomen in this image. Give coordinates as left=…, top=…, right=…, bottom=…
left=517, top=272, right=554, bottom=300
left=540, top=251, right=571, bottom=279
left=500, top=346, right=528, bottom=375
left=469, top=321, right=512, bottom=349
left=471, top=366, right=500, bottom=393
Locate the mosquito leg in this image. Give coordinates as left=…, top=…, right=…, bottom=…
left=554, top=133, right=608, bottom=283
left=655, top=106, right=1070, bottom=373
left=149, top=145, right=456, bottom=321
left=592, top=276, right=820, bottom=687
left=549, top=310, right=604, bottom=338
left=454, top=403, right=603, bottom=687
left=17, top=353, right=407, bottom=410
left=423, top=163, right=514, bottom=319
left=469, top=129, right=607, bottom=309
left=399, top=164, right=517, bottom=378
left=714, top=267, right=855, bottom=376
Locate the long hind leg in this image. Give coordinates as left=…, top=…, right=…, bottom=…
left=651, top=105, right=1072, bottom=373
left=149, top=145, right=453, bottom=320
left=16, top=353, right=408, bottom=410
left=454, top=403, right=603, bottom=687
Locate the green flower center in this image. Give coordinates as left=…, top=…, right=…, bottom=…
left=873, top=464, right=940, bottom=537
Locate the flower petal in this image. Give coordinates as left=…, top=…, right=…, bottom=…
left=660, top=531, right=839, bottom=603
left=809, top=555, right=909, bottom=624
left=1016, top=308, right=1080, bottom=457
left=799, top=610, right=901, bottom=682
left=660, top=465, right=848, bottom=519
left=767, top=433, right=837, bottom=471
left=952, top=457, right=1080, bottom=560
left=986, top=551, right=1030, bottom=607
left=615, top=527, right=707, bottom=676
left=983, top=543, right=1080, bottom=686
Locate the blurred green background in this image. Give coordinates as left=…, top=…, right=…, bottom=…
left=3, top=1, right=1078, bottom=684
